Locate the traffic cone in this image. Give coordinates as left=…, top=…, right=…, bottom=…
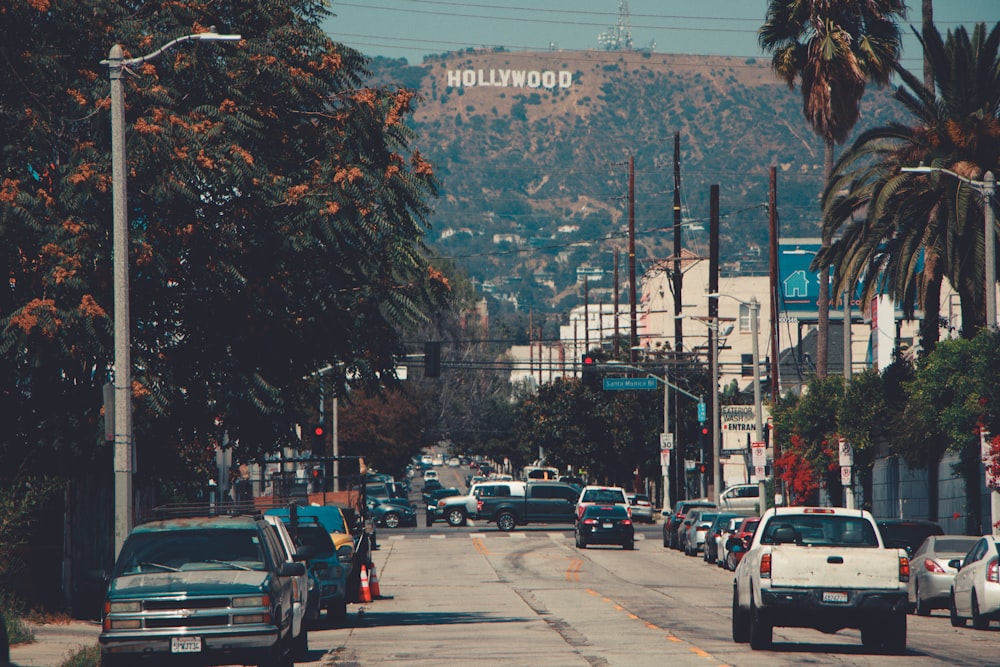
left=358, top=564, right=372, bottom=603
left=369, top=566, right=382, bottom=598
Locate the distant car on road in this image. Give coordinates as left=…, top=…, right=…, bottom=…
left=576, top=485, right=629, bottom=522
left=719, top=483, right=760, bottom=511
left=950, top=535, right=1000, bottom=629
left=627, top=494, right=654, bottom=523
left=576, top=504, right=635, bottom=550
left=662, top=499, right=716, bottom=549
left=909, top=534, right=979, bottom=616
left=878, top=519, right=944, bottom=558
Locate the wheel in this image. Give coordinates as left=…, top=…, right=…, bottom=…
left=577, top=535, right=587, bottom=549
left=292, top=627, right=309, bottom=660
left=748, top=600, right=772, bottom=650
left=885, top=613, right=907, bottom=654
left=496, top=511, right=517, bottom=532
left=663, top=532, right=669, bottom=548
left=914, top=582, right=931, bottom=617
left=327, top=599, right=348, bottom=625
left=425, top=513, right=433, bottom=527
left=732, top=588, right=750, bottom=643
left=256, top=639, right=293, bottom=667
left=860, top=622, right=878, bottom=650
left=972, top=591, right=989, bottom=629
left=623, top=540, right=634, bottom=550
left=446, top=508, right=467, bottom=527
left=950, top=591, right=967, bottom=627
left=383, top=511, right=400, bottom=528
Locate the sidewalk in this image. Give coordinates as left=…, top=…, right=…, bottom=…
left=9, top=621, right=101, bottom=667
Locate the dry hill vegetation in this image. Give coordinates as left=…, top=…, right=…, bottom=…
left=369, top=49, right=908, bottom=312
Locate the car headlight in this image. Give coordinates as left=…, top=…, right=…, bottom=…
left=232, top=595, right=267, bottom=608
left=337, top=544, right=354, bottom=564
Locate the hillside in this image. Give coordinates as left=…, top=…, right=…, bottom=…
left=368, top=49, right=909, bottom=313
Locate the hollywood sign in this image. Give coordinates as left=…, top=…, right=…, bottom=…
left=446, top=68, right=574, bottom=89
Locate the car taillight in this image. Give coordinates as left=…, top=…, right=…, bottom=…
left=582, top=518, right=597, bottom=525
left=899, top=556, right=910, bottom=582
left=477, top=500, right=483, bottom=512
left=621, top=519, right=632, bottom=526
left=760, top=553, right=771, bottom=579
left=924, top=558, right=946, bottom=574
left=988, top=558, right=999, bottom=584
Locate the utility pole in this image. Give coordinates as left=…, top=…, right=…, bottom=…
left=769, top=166, right=783, bottom=506
left=613, top=250, right=620, bottom=356
left=628, top=155, right=638, bottom=362
left=673, top=132, right=684, bottom=355
left=709, top=184, right=720, bottom=504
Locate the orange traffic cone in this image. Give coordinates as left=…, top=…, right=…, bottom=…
left=358, top=564, right=372, bottom=603
left=369, top=566, right=382, bottom=598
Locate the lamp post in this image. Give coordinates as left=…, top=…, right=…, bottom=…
left=680, top=314, right=733, bottom=504
left=103, top=29, right=241, bottom=558
left=706, top=294, right=766, bottom=503
left=903, top=165, right=997, bottom=535
left=901, top=166, right=996, bottom=332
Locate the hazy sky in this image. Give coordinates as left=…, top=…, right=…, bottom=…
left=323, top=0, right=998, bottom=72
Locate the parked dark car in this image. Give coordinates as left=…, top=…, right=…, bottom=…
left=878, top=519, right=944, bottom=557
left=576, top=504, right=635, bottom=550
left=703, top=512, right=744, bottom=564
left=723, top=516, right=760, bottom=571
left=99, top=514, right=304, bottom=667
left=662, top=500, right=716, bottom=549
left=367, top=497, right=417, bottom=528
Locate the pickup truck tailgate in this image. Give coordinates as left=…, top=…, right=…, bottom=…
left=769, top=546, right=902, bottom=589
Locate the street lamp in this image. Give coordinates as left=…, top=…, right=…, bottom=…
left=707, top=294, right=767, bottom=505
left=679, top=314, right=734, bottom=504
left=901, top=166, right=996, bottom=332
left=103, top=28, right=241, bottom=558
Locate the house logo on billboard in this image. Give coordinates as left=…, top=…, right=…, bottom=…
left=446, top=68, right=574, bottom=90
left=783, top=269, right=812, bottom=299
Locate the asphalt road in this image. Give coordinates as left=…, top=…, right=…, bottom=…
left=14, top=464, right=1000, bottom=666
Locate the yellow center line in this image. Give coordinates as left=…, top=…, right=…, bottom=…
left=471, top=537, right=489, bottom=555
left=585, top=588, right=727, bottom=663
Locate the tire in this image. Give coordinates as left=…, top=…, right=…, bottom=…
left=885, top=613, right=907, bottom=654
left=496, top=511, right=517, bottom=532
left=383, top=511, right=400, bottom=528
left=972, top=591, right=989, bottom=630
left=748, top=600, right=772, bottom=650
left=950, top=591, right=967, bottom=627
left=447, top=508, right=467, bottom=527
left=327, top=599, right=348, bottom=625
left=623, top=540, right=634, bottom=550
left=732, top=588, right=750, bottom=643
left=663, top=532, right=669, bottom=548
left=577, top=534, right=587, bottom=549
left=292, top=627, right=309, bottom=660
left=425, top=513, right=433, bottom=527
left=914, top=582, right=931, bottom=617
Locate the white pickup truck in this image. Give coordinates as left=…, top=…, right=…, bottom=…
left=731, top=507, right=910, bottom=653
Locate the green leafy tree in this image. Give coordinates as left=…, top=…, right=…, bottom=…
left=336, top=388, right=425, bottom=479
left=0, top=2, right=445, bottom=487
left=901, top=331, right=1000, bottom=532
left=760, top=0, right=905, bottom=377
left=838, top=369, right=889, bottom=509
left=817, top=23, right=1000, bottom=352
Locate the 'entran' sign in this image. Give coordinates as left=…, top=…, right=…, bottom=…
left=446, top=68, right=573, bottom=89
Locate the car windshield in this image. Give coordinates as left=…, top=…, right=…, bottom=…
left=267, top=507, right=346, bottom=533
left=294, top=525, right=336, bottom=556
left=583, top=489, right=624, bottom=503
left=761, top=515, right=878, bottom=547
left=116, top=528, right=267, bottom=575
left=935, top=537, right=979, bottom=553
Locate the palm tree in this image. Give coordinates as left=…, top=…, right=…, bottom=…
left=817, top=22, right=1000, bottom=347
left=759, top=0, right=906, bottom=377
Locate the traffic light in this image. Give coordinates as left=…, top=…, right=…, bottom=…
left=698, top=463, right=707, bottom=474
left=311, top=424, right=326, bottom=456
left=424, top=341, right=441, bottom=378
left=581, top=354, right=599, bottom=389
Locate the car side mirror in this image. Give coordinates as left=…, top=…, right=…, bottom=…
left=279, top=562, right=306, bottom=577
left=948, top=558, right=962, bottom=570
left=294, top=545, right=317, bottom=561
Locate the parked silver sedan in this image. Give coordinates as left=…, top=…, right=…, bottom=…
left=950, top=535, right=1000, bottom=629
left=909, top=534, right=978, bottom=615
left=627, top=493, right=654, bottom=523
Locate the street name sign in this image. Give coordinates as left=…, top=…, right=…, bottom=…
left=603, top=377, right=657, bottom=391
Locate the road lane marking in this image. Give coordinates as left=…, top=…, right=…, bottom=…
left=565, top=559, right=583, bottom=581
left=471, top=537, right=489, bottom=554
left=585, top=588, right=728, bottom=664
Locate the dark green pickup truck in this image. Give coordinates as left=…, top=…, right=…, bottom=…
left=99, top=514, right=305, bottom=667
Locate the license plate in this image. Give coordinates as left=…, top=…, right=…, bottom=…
left=602, top=522, right=614, bottom=528
left=171, top=637, right=202, bottom=653
left=822, top=591, right=848, bottom=604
